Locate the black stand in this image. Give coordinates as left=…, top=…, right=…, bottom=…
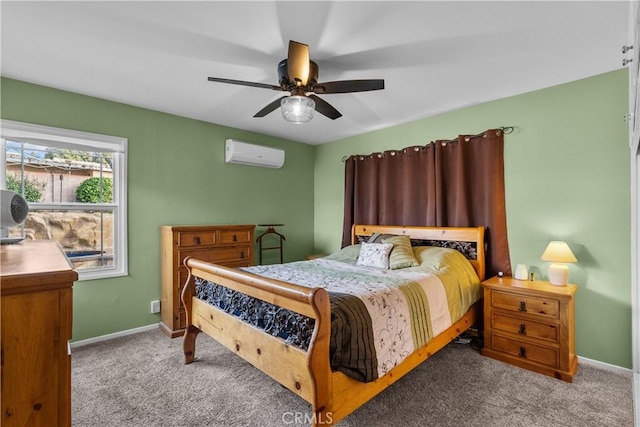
left=256, top=224, right=285, bottom=264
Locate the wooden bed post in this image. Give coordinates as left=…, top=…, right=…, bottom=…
left=181, top=257, right=200, bottom=364
left=307, top=288, right=333, bottom=426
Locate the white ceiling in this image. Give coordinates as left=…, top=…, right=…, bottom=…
left=0, top=1, right=630, bottom=145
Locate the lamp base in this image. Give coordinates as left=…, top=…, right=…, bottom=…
left=547, top=263, right=569, bottom=286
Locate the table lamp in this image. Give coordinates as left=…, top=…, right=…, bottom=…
left=540, top=241, right=577, bottom=286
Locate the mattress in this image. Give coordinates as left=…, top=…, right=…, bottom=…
left=194, top=245, right=481, bottom=383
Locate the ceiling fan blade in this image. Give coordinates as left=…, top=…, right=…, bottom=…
left=208, top=77, right=282, bottom=91
left=313, top=79, right=385, bottom=94
left=253, top=96, right=288, bottom=118
left=309, top=95, right=342, bottom=120
left=287, top=40, right=310, bottom=86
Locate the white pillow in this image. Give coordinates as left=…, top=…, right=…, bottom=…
left=356, top=242, right=393, bottom=269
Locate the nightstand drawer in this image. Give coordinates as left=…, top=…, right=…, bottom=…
left=492, top=312, right=559, bottom=343
left=491, top=291, right=559, bottom=319
left=492, top=335, right=558, bottom=368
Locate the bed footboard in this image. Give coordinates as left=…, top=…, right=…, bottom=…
left=181, top=257, right=333, bottom=425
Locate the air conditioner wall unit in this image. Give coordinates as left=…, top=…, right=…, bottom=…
left=225, top=139, right=285, bottom=169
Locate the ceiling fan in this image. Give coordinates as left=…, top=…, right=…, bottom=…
left=207, top=40, right=385, bottom=123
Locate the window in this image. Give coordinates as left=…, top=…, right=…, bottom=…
left=1, top=120, right=127, bottom=280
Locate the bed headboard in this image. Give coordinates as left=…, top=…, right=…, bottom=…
left=351, top=224, right=486, bottom=281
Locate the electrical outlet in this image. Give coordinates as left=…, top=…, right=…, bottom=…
left=150, top=300, right=160, bottom=314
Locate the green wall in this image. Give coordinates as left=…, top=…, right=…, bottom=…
left=2, top=69, right=632, bottom=369
left=313, top=69, right=632, bottom=368
left=1, top=77, right=315, bottom=341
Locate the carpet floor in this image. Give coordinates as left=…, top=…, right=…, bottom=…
left=71, top=328, right=633, bottom=427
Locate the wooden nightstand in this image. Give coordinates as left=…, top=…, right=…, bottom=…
left=305, top=254, right=327, bottom=260
left=481, top=275, right=578, bottom=382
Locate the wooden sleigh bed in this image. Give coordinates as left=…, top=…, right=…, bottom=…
left=181, top=224, right=485, bottom=426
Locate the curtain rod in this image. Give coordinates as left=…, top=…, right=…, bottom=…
left=341, top=126, right=514, bottom=162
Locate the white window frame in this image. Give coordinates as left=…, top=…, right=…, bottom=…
left=0, top=119, right=128, bottom=280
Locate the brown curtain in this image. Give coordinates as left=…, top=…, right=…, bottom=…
left=342, top=129, right=511, bottom=277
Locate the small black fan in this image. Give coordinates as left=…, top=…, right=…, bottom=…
left=207, top=40, right=384, bottom=121
left=1, top=189, right=29, bottom=244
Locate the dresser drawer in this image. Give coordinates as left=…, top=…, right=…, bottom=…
left=492, top=312, right=559, bottom=343
left=220, top=260, right=252, bottom=268
left=492, top=334, right=558, bottom=368
left=179, top=246, right=250, bottom=265
left=177, top=309, right=186, bottom=330
left=178, top=270, right=190, bottom=291
left=491, top=291, right=559, bottom=319
left=219, top=229, right=252, bottom=244
left=178, top=231, right=216, bottom=247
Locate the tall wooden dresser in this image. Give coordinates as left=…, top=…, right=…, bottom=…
left=160, top=224, right=255, bottom=337
left=1, top=240, right=77, bottom=427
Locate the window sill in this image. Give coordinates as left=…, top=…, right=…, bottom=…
left=77, top=268, right=128, bottom=282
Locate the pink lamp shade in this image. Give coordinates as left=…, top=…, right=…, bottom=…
left=540, top=241, right=577, bottom=286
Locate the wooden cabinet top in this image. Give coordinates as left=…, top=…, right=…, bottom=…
left=482, top=275, right=577, bottom=299
left=1, top=240, right=78, bottom=293
left=161, top=224, right=255, bottom=232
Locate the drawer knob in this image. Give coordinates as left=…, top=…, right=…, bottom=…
left=193, top=236, right=201, bottom=245
left=233, top=234, right=238, bottom=242
left=519, top=301, right=527, bottom=312
left=519, top=347, right=527, bottom=358
left=519, top=324, right=527, bottom=335
left=240, top=251, right=245, bottom=259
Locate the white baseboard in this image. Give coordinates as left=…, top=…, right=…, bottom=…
left=578, top=355, right=633, bottom=376
left=70, top=323, right=159, bottom=349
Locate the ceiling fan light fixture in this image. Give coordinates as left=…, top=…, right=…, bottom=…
left=281, top=95, right=315, bottom=123
left=208, top=40, right=383, bottom=121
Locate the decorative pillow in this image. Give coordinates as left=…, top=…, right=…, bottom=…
left=367, top=233, right=398, bottom=243
left=382, top=235, right=420, bottom=269
left=356, top=243, right=393, bottom=269
left=324, top=244, right=361, bottom=264
left=413, top=246, right=467, bottom=270
left=412, top=246, right=479, bottom=282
